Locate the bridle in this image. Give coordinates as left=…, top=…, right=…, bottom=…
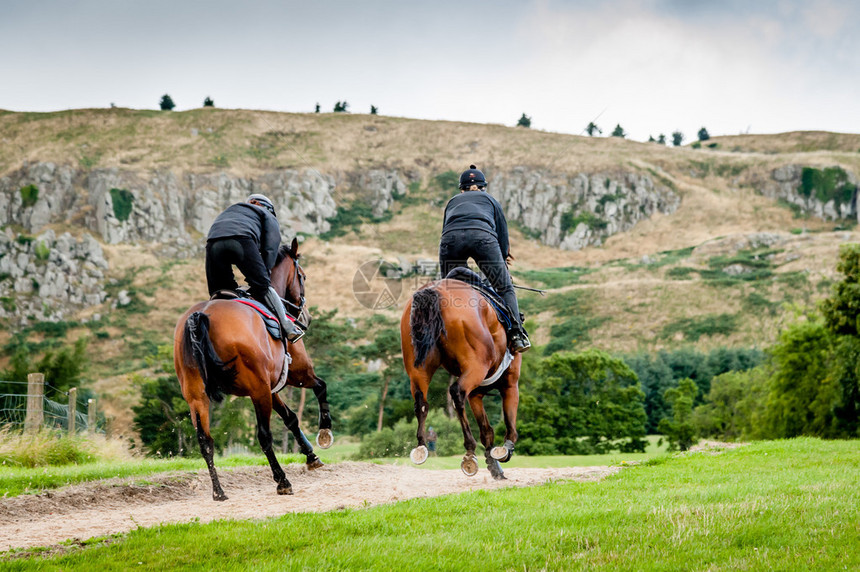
left=281, top=254, right=309, bottom=330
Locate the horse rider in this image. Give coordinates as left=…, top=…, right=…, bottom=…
left=205, top=193, right=301, bottom=342
left=439, top=165, right=531, bottom=353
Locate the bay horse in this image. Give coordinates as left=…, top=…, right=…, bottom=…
left=400, top=278, right=522, bottom=480
left=174, top=237, right=333, bottom=500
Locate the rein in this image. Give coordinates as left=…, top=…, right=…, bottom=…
left=281, top=256, right=309, bottom=329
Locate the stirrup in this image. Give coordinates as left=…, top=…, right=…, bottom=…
left=510, top=332, right=531, bottom=353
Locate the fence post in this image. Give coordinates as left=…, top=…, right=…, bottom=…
left=24, top=373, right=45, bottom=434
left=68, top=387, right=77, bottom=435
left=88, top=398, right=96, bottom=435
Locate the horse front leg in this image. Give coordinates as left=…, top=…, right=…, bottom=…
left=253, top=397, right=293, bottom=495
left=467, top=392, right=505, bottom=480
left=312, top=376, right=333, bottom=449
left=191, top=403, right=227, bottom=501
left=449, top=380, right=479, bottom=476
left=273, top=393, right=323, bottom=470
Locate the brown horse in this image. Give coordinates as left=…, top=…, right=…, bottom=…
left=400, top=278, right=522, bottom=480
left=174, top=238, right=332, bottom=500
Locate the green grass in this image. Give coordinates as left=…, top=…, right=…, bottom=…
left=513, top=265, right=591, bottom=289
left=0, top=454, right=303, bottom=497
left=4, top=439, right=857, bottom=570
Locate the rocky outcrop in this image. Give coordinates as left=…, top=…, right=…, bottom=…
left=491, top=168, right=680, bottom=250
left=0, top=229, right=108, bottom=324
left=760, top=165, right=858, bottom=221
left=0, top=163, right=343, bottom=256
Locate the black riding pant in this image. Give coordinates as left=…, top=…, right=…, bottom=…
left=205, top=237, right=270, bottom=300
left=439, top=229, right=521, bottom=326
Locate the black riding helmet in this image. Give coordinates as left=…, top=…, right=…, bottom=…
left=458, top=165, right=487, bottom=190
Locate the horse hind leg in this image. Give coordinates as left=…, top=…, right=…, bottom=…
left=272, top=393, right=323, bottom=470
left=252, top=397, right=293, bottom=495
left=312, top=377, right=333, bottom=449
left=191, top=405, right=227, bottom=501
left=466, top=392, right=506, bottom=481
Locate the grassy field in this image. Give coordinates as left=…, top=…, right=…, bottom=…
left=4, top=438, right=857, bottom=570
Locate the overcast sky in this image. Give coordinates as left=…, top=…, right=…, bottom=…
left=2, top=0, right=858, bottom=141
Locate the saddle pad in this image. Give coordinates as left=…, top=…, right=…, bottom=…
left=445, top=267, right=514, bottom=329
left=234, top=299, right=282, bottom=340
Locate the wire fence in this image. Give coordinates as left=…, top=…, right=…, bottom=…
left=0, top=380, right=101, bottom=433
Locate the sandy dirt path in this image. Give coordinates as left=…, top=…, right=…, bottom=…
left=0, top=462, right=618, bottom=553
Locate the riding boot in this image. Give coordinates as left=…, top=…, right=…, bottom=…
left=264, top=287, right=304, bottom=343
left=508, top=315, right=531, bottom=353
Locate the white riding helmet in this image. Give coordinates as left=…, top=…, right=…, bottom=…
left=247, top=194, right=276, bottom=217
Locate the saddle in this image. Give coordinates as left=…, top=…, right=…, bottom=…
left=210, top=289, right=282, bottom=340
left=444, top=268, right=515, bottom=330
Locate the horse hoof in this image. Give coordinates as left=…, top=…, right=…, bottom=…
left=316, top=429, right=333, bottom=449
left=307, top=458, right=324, bottom=470
left=410, top=445, right=429, bottom=465
left=493, top=472, right=507, bottom=481
left=213, top=492, right=228, bottom=502
left=461, top=455, right=479, bottom=477
left=277, top=485, right=294, bottom=495
left=490, top=446, right=511, bottom=461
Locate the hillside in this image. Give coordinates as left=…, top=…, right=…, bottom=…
left=1, top=108, right=859, bottom=435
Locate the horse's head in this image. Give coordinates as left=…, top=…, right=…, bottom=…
left=272, top=237, right=311, bottom=326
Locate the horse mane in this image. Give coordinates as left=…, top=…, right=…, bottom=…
left=275, top=244, right=296, bottom=267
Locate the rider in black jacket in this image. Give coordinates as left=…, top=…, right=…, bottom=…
left=439, top=166, right=531, bottom=352
left=206, top=193, right=300, bottom=341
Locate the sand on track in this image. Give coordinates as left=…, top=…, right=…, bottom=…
left=0, top=461, right=619, bottom=553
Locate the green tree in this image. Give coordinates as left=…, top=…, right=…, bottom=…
left=658, top=377, right=698, bottom=451
left=370, top=105, right=378, bottom=115
left=657, top=133, right=666, bottom=145
left=159, top=94, right=176, bottom=111
left=764, top=317, right=840, bottom=438
left=697, top=127, right=710, bottom=141
left=693, top=367, right=769, bottom=440
left=585, top=122, right=602, bottom=136
left=203, top=96, right=214, bottom=107
left=672, top=131, right=684, bottom=146
left=611, top=124, right=626, bottom=138
left=517, top=349, right=647, bottom=455
left=517, top=113, right=531, bottom=128
left=819, top=242, right=860, bottom=434
left=333, top=101, right=349, bottom=112
left=315, top=103, right=320, bottom=113
left=648, top=135, right=656, bottom=142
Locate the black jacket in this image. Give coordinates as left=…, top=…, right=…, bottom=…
left=441, top=191, right=510, bottom=256
left=207, top=203, right=281, bottom=271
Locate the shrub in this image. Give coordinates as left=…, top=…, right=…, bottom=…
left=203, top=96, right=214, bottom=107
left=798, top=166, right=856, bottom=206
left=697, top=127, right=710, bottom=141
left=517, top=113, right=531, bottom=128
left=20, top=184, right=38, bottom=208
left=34, top=240, right=50, bottom=261
left=110, top=188, right=134, bottom=221
left=611, top=124, right=626, bottom=138
left=355, top=409, right=461, bottom=459
left=560, top=211, right=607, bottom=234
left=672, top=131, right=684, bottom=146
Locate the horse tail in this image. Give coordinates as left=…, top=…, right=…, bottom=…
left=410, top=288, right=446, bottom=367
left=182, top=311, right=236, bottom=403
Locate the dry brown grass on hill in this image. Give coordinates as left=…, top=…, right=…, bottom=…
left=711, top=131, right=860, bottom=155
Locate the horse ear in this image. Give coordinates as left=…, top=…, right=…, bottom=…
left=290, top=237, right=299, bottom=257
